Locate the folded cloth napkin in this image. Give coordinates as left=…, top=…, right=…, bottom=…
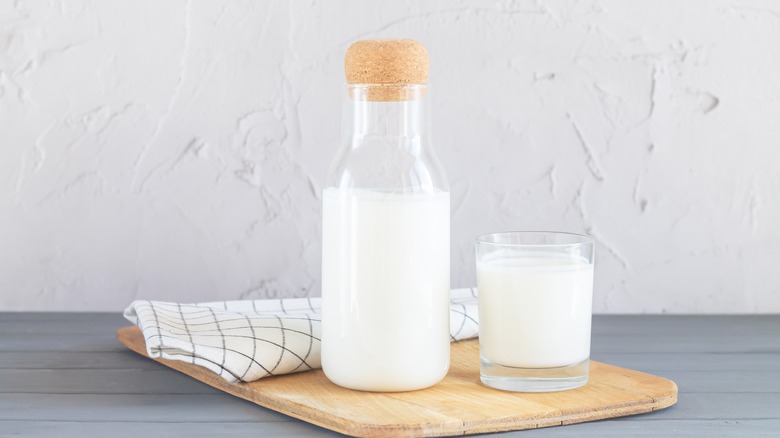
left=124, top=288, right=478, bottom=383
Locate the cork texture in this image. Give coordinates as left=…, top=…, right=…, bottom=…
left=345, top=39, right=428, bottom=101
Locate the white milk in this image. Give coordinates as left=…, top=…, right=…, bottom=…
left=321, top=188, right=450, bottom=391
left=477, top=257, right=593, bottom=368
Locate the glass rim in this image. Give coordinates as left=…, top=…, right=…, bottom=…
left=475, top=231, right=594, bottom=248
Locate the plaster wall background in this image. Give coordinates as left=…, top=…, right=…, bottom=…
left=1, top=0, right=779, bottom=312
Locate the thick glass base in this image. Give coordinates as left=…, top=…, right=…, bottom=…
left=480, top=358, right=589, bottom=392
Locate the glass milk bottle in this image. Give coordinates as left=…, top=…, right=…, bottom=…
left=321, top=39, right=450, bottom=391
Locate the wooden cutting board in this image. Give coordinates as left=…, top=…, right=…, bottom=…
left=117, top=326, right=677, bottom=437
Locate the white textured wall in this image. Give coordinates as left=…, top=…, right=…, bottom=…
left=1, top=0, right=779, bottom=313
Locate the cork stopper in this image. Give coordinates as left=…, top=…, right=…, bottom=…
left=345, top=39, right=429, bottom=101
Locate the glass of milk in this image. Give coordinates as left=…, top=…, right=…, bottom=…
left=476, top=231, right=595, bottom=392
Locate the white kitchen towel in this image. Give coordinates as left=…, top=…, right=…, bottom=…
left=124, top=288, right=479, bottom=383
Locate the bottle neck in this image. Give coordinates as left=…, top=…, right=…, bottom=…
left=347, top=84, right=427, bottom=147
left=327, top=83, right=447, bottom=192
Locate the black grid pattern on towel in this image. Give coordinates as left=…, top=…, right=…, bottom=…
left=132, top=299, right=321, bottom=382
left=125, top=289, right=479, bottom=383
left=449, top=288, right=479, bottom=341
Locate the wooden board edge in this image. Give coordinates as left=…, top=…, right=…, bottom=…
left=117, top=326, right=464, bottom=438
left=116, top=327, right=357, bottom=435
left=438, top=361, right=678, bottom=436
left=590, top=360, right=679, bottom=412
left=116, top=326, right=680, bottom=438
left=459, top=394, right=675, bottom=435
left=459, top=392, right=677, bottom=436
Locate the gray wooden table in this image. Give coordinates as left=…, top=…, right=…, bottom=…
left=1, top=314, right=778, bottom=436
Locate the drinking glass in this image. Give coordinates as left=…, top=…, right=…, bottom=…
left=476, top=231, right=595, bottom=392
